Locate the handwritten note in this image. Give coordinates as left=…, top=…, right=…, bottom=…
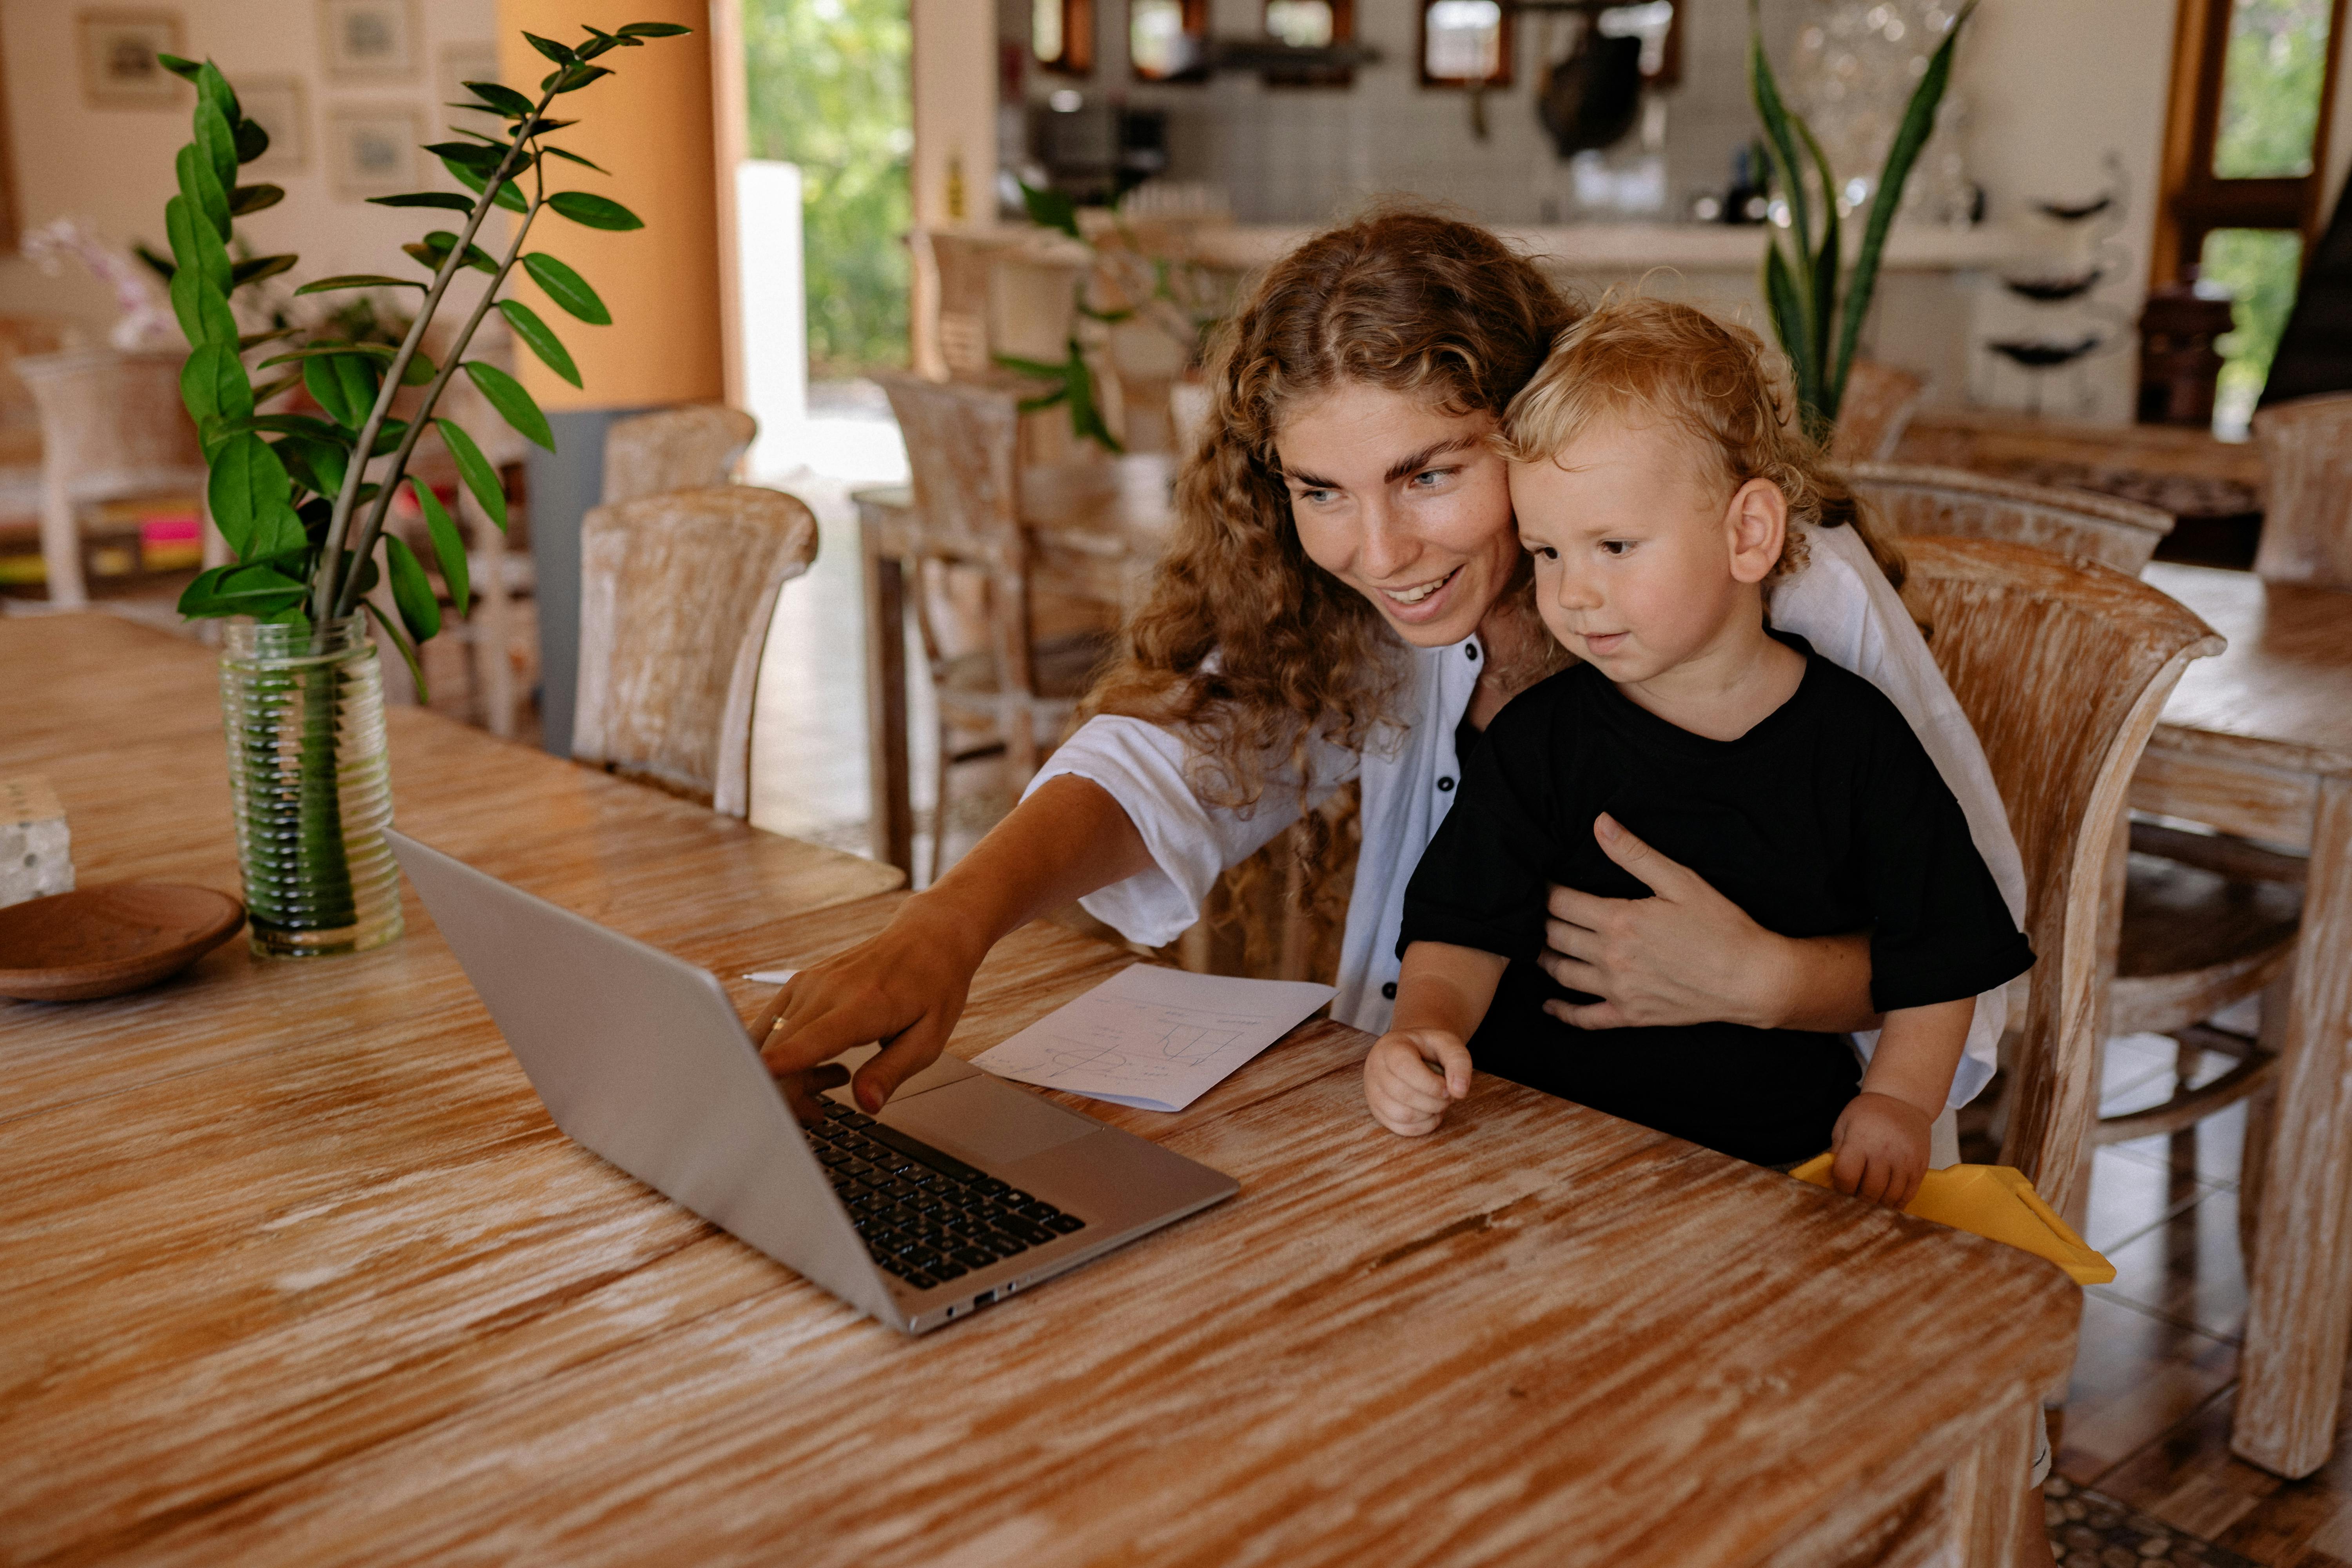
left=972, top=964, right=1335, bottom=1113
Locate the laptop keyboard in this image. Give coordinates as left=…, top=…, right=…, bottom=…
left=805, top=1102, right=1086, bottom=1292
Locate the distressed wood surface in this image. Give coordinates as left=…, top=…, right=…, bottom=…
left=1855, top=462, right=2176, bottom=575
left=599, top=403, right=756, bottom=507
left=2, top=613, right=2082, bottom=1565
left=2251, top=391, right=2352, bottom=592
left=2124, top=564, right=2352, bottom=1480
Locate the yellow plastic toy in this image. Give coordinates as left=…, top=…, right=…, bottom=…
left=1787, top=1155, right=2115, bottom=1285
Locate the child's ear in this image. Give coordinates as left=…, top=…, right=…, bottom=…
left=1724, top=478, right=1788, bottom=586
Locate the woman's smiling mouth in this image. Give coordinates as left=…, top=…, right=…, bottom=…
left=1380, top=566, right=1461, bottom=608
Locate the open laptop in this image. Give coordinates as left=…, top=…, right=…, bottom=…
left=387, top=829, right=1238, bottom=1334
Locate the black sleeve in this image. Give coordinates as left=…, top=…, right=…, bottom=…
left=1852, top=696, right=2035, bottom=1013
left=1397, top=697, right=1560, bottom=962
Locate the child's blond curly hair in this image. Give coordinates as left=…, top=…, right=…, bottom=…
left=1495, top=293, right=1904, bottom=590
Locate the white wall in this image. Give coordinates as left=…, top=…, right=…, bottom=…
left=2, top=0, right=500, bottom=343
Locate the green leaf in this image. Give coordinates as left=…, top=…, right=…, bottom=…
left=992, top=352, right=1070, bottom=381
left=1831, top=0, right=1977, bottom=421
left=257, top=342, right=397, bottom=368
left=1020, top=182, right=1082, bottom=240
left=363, top=599, right=431, bottom=702
left=463, top=360, right=555, bottom=450
left=401, top=350, right=437, bottom=387
left=547, top=191, right=640, bottom=230
left=207, top=432, right=294, bottom=557
left=233, top=116, right=270, bottom=164
left=1015, top=387, right=1068, bottom=414
left=167, top=243, right=237, bottom=348
left=157, top=53, right=203, bottom=82
left=411, top=478, right=470, bottom=617
left=1061, top=340, right=1122, bottom=454
left=524, top=31, right=577, bottom=64
left=425, top=139, right=505, bottom=172
left=543, top=63, right=613, bottom=93
left=521, top=252, right=609, bottom=323
left=134, top=242, right=175, bottom=281
left=618, top=22, right=693, bottom=37
left=177, top=143, right=230, bottom=242
left=496, top=298, right=581, bottom=387
left=1761, top=239, right=1818, bottom=422
left=405, top=232, right=498, bottom=276
left=249, top=497, right=308, bottom=557
left=1798, top=114, right=1840, bottom=399
left=193, top=97, right=239, bottom=209
left=230, top=253, right=297, bottom=290
left=211, top=412, right=346, bottom=445
left=276, top=436, right=345, bottom=499
left=304, top=352, right=379, bottom=429
left=237, top=326, right=300, bottom=351
left=577, top=30, right=621, bottom=60
left=1747, top=1, right=1814, bottom=267
left=367, top=191, right=477, bottom=212
left=463, top=79, right=536, bottom=117
left=180, top=561, right=309, bottom=619
left=436, top=418, right=507, bottom=530
left=384, top=534, right=442, bottom=644
left=228, top=183, right=283, bottom=216
left=294, top=273, right=428, bottom=295
left=165, top=189, right=231, bottom=295
left=537, top=143, right=609, bottom=174
left=443, top=155, right=528, bottom=214
left=247, top=371, right=301, bottom=408
left=180, top=341, right=253, bottom=450
left=194, top=61, right=241, bottom=136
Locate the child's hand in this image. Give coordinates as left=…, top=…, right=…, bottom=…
left=1830, top=1091, right=1933, bottom=1207
left=1364, top=1029, right=1472, bottom=1136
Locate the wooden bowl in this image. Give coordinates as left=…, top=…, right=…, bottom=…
left=0, top=884, right=247, bottom=1002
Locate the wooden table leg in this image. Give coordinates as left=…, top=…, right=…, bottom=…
left=2234, top=771, right=2352, bottom=1477
left=860, top=506, right=915, bottom=875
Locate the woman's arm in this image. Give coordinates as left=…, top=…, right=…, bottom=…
left=1535, top=812, right=1882, bottom=1034
left=755, top=776, right=1156, bottom=1110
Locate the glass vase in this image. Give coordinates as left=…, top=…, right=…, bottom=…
left=219, top=615, right=403, bottom=958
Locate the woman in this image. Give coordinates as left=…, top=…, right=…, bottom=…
left=760, top=208, right=2024, bottom=1140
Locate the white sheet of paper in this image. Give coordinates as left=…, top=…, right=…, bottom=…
left=971, top=964, right=1335, bottom=1113
left=744, top=968, right=799, bottom=985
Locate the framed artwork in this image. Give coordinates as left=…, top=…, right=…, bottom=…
left=1419, top=0, right=1512, bottom=87
left=438, top=40, right=506, bottom=136
left=327, top=105, right=421, bottom=199
left=77, top=9, right=189, bottom=108
left=319, top=0, right=420, bottom=81
left=236, top=76, right=309, bottom=172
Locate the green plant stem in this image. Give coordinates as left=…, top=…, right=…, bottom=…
left=333, top=170, right=548, bottom=620
left=309, top=82, right=559, bottom=630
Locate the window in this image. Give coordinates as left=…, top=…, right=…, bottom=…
left=1421, top=0, right=1511, bottom=88
left=1034, top=0, right=1093, bottom=75
left=1132, top=0, right=1208, bottom=81
left=2154, top=0, right=2348, bottom=420
left=1263, top=0, right=1355, bottom=85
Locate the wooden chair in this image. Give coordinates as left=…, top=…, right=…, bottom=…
left=1851, top=462, right=2175, bottom=575
left=572, top=485, right=817, bottom=818
left=873, top=372, right=1117, bottom=883
left=602, top=403, right=757, bottom=507
left=0, top=316, right=71, bottom=528
left=2252, top=391, right=2352, bottom=590
left=15, top=349, right=215, bottom=608
left=1901, top=536, right=2222, bottom=1217
left=1830, top=360, right=1926, bottom=465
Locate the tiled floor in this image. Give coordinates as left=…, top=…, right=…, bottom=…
left=2053, top=1026, right=2352, bottom=1566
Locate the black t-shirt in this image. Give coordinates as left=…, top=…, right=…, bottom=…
left=1399, top=632, right=2033, bottom=1165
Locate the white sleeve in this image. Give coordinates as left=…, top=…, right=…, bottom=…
left=1022, top=714, right=1361, bottom=948
left=1771, top=523, right=2028, bottom=1109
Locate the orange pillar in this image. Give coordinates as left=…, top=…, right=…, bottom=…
left=495, top=0, right=724, bottom=412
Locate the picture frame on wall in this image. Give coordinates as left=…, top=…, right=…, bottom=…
left=319, top=0, right=420, bottom=81
left=327, top=105, right=422, bottom=200
left=76, top=9, right=190, bottom=109
left=236, top=75, right=309, bottom=172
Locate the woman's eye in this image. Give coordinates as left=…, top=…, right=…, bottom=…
left=1295, top=487, right=1335, bottom=505
left=1408, top=468, right=1450, bottom=489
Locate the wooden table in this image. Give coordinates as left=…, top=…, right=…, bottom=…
left=857, top=462, right=1171, bottom=874
left=3, top=612, right=2079, bottom=1564
left=2132, top=564, right=2352, bottom=1479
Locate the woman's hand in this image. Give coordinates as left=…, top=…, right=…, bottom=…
left=753, top=898, right=989, bottom=1113
left=1537, top=813, right=1879, bottom=1033
left=1363, top=1029, right=1472, bottom=1136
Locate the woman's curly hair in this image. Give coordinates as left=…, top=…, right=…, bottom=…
left=1085, top=206, right=1583, bottom=820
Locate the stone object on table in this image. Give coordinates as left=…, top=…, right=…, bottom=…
left=0, top=775, right=71, bottom=908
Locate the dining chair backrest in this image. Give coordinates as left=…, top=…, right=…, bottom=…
left=573, top=485, right=818, bottom=817
left=1829, top=360, right=1926, bottom=465
left=1901, top=537, right=2222, bottom=1216
left=16, top=348, right=209, bottom=607
left=1850, top=461, right=2174, bottom=575
left=2251, top=390, right=2352, bottom=590
left=601, top=404, right=757, bottom=508
left=923, top=231, right=1000, bottom=381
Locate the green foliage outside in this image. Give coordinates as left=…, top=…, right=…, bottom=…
left=2215, top=0, right=2329, bottom=178
left=2203, top=227, right=2304, bottom=430
left=743, top=0, right=911, bottom=377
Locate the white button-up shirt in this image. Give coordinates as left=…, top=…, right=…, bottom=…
left=1025, top=523, right=2025, bottom=1109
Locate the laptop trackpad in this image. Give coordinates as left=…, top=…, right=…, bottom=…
left=880, top=1078, right=1099, bottom=1168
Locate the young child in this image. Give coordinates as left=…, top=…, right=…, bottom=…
left=1362, top=298, right=2034, bottom=1207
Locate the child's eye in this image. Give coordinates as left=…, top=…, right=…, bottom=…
left=1599, top=540, right=1635, bottom=557
left=1525, top=544, right=1558, bottom=561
